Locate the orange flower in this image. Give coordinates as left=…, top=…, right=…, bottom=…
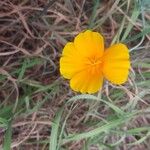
left=60, top=30, right=130, bottom=93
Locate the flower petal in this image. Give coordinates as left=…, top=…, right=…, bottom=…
left=74, top=30, right=104, bottom=57
left=60, top=42, right=86, bottom=79
left=102, top=43, right=130, bottom=84
left=70, top=69, right=103, bottom=94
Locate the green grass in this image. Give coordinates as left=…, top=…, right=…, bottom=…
left=1, top=0, right=150, bottom=149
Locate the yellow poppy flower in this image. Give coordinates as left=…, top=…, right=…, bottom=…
left=60, top=30, right=130, bottom=93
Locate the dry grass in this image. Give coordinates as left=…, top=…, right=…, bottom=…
left=0, top=0, right=150, bottom=150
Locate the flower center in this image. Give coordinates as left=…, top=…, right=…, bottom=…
left=88, top=56, right=102, bottom=65
left=86, top=56, right=102, bottom=75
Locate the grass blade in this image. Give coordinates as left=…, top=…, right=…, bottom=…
left=3, top=121, right=12, bottom=150
left=62, top=113, right=134, bottom=144
left=88, top=0, right=100, bottom=29
left=49, top=108, right=64, bottom=150
left=121, top=2, right=140, bottom=41
left=67, top=94, right=125, bottom=115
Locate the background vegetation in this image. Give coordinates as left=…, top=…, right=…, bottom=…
left=0, top=0, right=150, bottom=149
